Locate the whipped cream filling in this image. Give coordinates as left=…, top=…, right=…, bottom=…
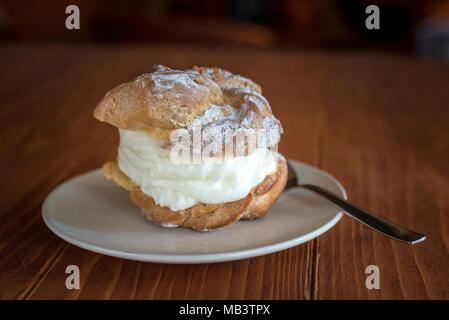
left=117, top=129, right=278, bottom=211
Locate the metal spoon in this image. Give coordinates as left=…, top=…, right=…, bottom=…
left=286, top=161, right=426, bottom=244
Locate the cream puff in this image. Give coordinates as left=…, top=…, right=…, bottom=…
left=94, top=65, right=287, bottom=231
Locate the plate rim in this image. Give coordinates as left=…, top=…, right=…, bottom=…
left=42, top=159, right=347, bottom=264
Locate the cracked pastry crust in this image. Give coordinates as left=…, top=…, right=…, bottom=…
left=93, top=65, right=282, bottom=156
left=103, top=157, right=287, bottom=231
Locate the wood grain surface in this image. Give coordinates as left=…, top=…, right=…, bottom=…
left=0, top=44, right=448, bottom=300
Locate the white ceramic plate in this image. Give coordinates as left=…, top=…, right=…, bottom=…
left=42, top=160, right=346, bottom=264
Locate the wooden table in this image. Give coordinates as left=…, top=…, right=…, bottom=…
left=1, top=44, right=448, bottom=300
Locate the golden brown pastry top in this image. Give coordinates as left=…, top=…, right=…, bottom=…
left=93, top=65, right=282, bottom=155
left=94, top=65, right=223, bottom=130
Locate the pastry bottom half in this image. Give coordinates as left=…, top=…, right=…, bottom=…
left=102, top=157, right=287, bottom=231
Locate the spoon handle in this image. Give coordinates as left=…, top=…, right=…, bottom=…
left=293, top=184, right=426, bottom=244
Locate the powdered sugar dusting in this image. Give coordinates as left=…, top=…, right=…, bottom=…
left=136, top=65, right=211, bottom=100
left=178, top=88, right=281, bottom=156
left=194, top=66, right=262, bottom=93
left=153, top=70, right=206, bottom=99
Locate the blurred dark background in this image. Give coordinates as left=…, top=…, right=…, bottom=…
left=1, top=0, right=449, bottom=60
